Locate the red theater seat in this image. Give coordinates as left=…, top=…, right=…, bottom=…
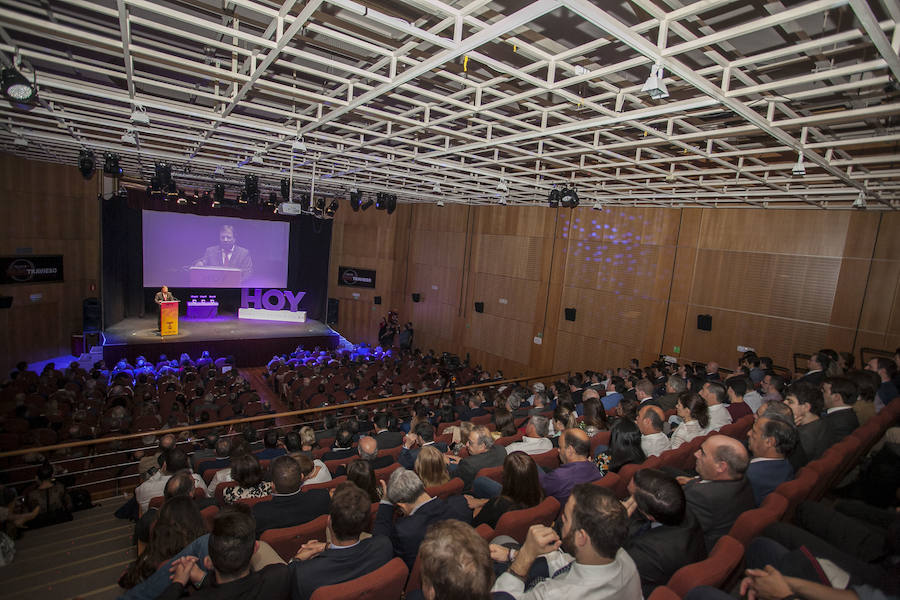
left=309, top=557, right=408, bottom=600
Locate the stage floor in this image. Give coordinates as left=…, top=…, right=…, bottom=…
left=102, top=315, right=340, bottom=366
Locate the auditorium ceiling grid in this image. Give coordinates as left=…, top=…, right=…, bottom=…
left=1, top=0, right=899, bottom=209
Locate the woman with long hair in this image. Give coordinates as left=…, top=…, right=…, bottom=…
left=222, top=453, right=272, bottom=503
left=415, top=445, right=450, bottom=488
left=120, top=495, right=206, bottom=588
left=466, top=451, right=543, bottom=528
left=345, top=459, right=381, bottom=502
left=596, top=419, right=646, bottom=475
left=24, top=461, right=72, bottom=529
left=551, top=405, right=577, bottom=446
left=669, top=392, right=710, bottom=450
left=580, top=396, right=609, bottom=433
left=492, top=408, right=518, bottom=438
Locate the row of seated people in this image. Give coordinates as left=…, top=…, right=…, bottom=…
left=118, top=346, right=899, bottom=598
left=117, top=392, right=899, bottom=600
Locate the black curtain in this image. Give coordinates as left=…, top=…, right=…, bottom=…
left=103, top=191, right=332, bottom=326
left=101, top=194, right=143, bottom=326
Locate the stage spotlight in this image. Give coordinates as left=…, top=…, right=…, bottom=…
left=292, top=137, right=307, bottom=153
left=560, top=187, right=579, bottom=208
left=120, top=130, right=136, bottom=144
left=155, top=162, right=173, bottom=190
left=314, top=196, right=326, bottom=216
left=641, top=64, right=669, bottom=100
left=1, top=65, right=36, bottom=103
left=497, top=196, right=508, bottom=206
left=267, top=192, right=279, bottom=207
left=497, top=178, right=509, bottom=193
left=190, top=191, right=200, bottom=205
left=130, top=105, right=150, bottom=125
left=386, top=194, right=397, bottom=215
left=433, top=182, right=441, bottom=193
left=103, top=152, right=123, bottom=176
left=375, top=192, right=386, bottom=210
left=176, top=189, right=188, bottom=205
left=280, top=178, right=290, bottom=201
left=791, top=154, right=806, bottom=177
left=350, top=189, right=361, bottom=212
left=325, top=199, right=338, bottom=218
left=436, top=199, right=445, bottom=207
left=360, top=195, right=374, bottom=211
left=853, top=191, right=867, bottom=209
left=78, top=149, right=96, bottom=180
left=548, top=186, right=560, bottom=208
left=300, top=193, right=311, bottom=212
left=591, top=200, right=603, bottom=211
left=213, top=183, right=225, bottom=207
left=243, top=174, right=260, bottom=204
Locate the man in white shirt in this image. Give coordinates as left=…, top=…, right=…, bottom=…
left=699, top=381, right=733, bottom=432
left=505, top=416, right=553, bottom=455
left=636, top=405, right=669, bottom=457
left=491, top=483, right=642, bottom=600
left=135, top=447, right=208, bottom=512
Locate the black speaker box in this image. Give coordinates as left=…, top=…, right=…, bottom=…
left=83, top=297, right=101, bottom=333
left=697, top=314, right=712, bottom=331
left=374, top=296, right=382, bottom=305
left=326, top=298, right=339, bottom=325
left=564, top=307, right=576, bottom=321
left=411, top=293, right=421, bottom=303
left=474, top=301, right=484, bottom=313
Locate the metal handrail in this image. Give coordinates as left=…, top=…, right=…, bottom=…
left=0, top=370, right=569, bottom=459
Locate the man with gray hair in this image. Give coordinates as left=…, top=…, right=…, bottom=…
left=446, top=425, right=506, bottom=491
left=373, top=467, right=471, bottom=568
left=659, top=375, right=686, bottom=412
left=505, top=416, right=553, bottom=455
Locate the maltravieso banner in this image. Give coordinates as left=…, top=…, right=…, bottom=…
left=1, top=255, right=64, bottom=284
left=338, top=266, right=376, bottom=288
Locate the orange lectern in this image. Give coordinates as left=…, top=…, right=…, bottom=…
left=159, top=301, right=180, bottom=336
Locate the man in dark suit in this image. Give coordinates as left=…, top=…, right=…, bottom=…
left=447, top=425, right=506, bottom=491
left=154, top=286, right=176, bottom=332
left=321, top=428, right=357, bottom=462
left=332, top=436, right=393, bottom=477
left=251, top=455, right=330, bottom=537
left=373, top=467, right=472, bottom=568
left=373, top=412, right=404, bottom=450
left=455, top=393, right=487, bottom=422
left=794, top=352, right=830, bottom=387
left=398, top=421, right=448, bottom=470
left=624, top=469, right=707, bottom=597
left=822, top=376, right=860, bottom=445
left=193, top=224, right=252, bottom=281
left=680, top=434, right=756, bottom=552
left=746, top=416, right=797, bottom=506
left=289, top=481, right=394, bottom=600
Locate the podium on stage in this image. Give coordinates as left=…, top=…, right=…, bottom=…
left=189, top=266, right=242, bottom=287
left=159, top=301, right=180, bottom=336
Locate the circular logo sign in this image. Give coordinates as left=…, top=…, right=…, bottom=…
left=342, top=269, right=358, bottom=285
left=6, top=258, right=35, bottom=282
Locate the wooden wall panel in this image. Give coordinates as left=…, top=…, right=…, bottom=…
left=0, top=153, right=100, bottom=368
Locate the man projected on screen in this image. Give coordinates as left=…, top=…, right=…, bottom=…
left=193, top=225, right=253, bottom=281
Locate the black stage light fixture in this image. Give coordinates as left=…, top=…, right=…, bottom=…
left=300, top=193, right=311, bottom=212
left=375, top=192, right=386, bottom=210
left=560, top=186, right=579, bottom=208
left=155, top=162, right=173, bottom=190
left=350, top=190, right=361, bottom=212
left=280, top=178, right=290, bottom=201
left=78, top=149, right=95, bottom=180
left=243, top=174, right=259, bottom=204
left=360, top=194, right=374, bottom=211
left=213, top=183, right=226, bottom=207
left=325, top=199, right=338, bottom=218
left=268, top=191, right=279, bottom=207
left=314, top=196, right=326, bottom=216
left=103, top=152, right=123, bottom=176
left=548, top=187, right=561, bottom=208
left=1, top=66, right=36, bottom=103
left=386, top=194, right=397, bottom=215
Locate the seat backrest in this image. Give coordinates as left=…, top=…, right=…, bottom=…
left=474, top=465, right=504, bottom=484
left=493, top=496, right=561, bottom=544
left=592, top=471, right=620, bottom=492
left=200, top=505, right=219, bottom=532
left=773, top=467, right=817, bottom=521
left=590, top=430, right=611, bottom=456
left=667, top=535, right=744, bottom=597
left=727, top=492, right=788, bottom=546
left=531, top=449, right=560, bottom=471
left=260, top=514, right=329, bottom=561
left=425, top=478, right=464, bottom=500
left=374, top=462, right=402, bottom=481
left=495, top=433, right=524, bottom=446
left=647, top=585, right=682, bottom=600
left=309, top=557, right=408, bottom=600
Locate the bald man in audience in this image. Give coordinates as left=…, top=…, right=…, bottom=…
left=678, top=434, right=756, bottom=551
left=637, top=405, right=669, bottom=457
left=333, top=435, right=393, bottom=477
left=539, top=428, right=603, bottom=506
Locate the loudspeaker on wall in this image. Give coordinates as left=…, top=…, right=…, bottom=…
left=374, top=296, right=382, bottom=305
left=83, top=297, right=101, bottom=333
left=0, top=296, right=12, bottom=309
left=326, top=298, right=339, bottom=325
left=474, top=302, right=484, bottom=313
left=411, top=293, right=421, bottom=303
left=697, top=314, right=712, bottom=331
left=564, top=307, right=576, bottom=321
